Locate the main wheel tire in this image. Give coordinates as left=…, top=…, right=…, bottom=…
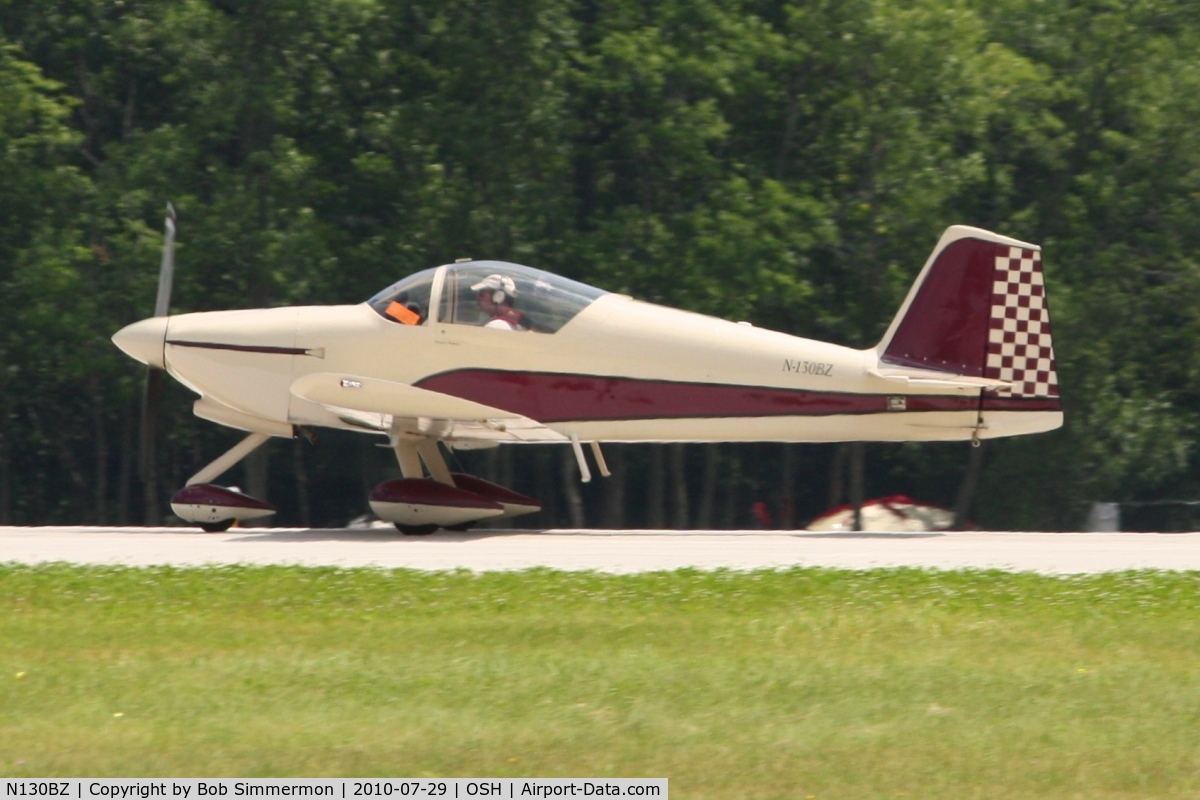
left=445, top=521, right=477, bottom=532
left=394, top=523, right=439, bottom=536
left=199, top=519, right=234, bottom=533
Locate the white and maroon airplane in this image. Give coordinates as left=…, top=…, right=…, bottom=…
left=113, top=222, right=1061, bottom=533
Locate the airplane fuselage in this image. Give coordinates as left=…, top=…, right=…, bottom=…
left=112, top=226, right=1063, bottom=531
left=148, top=292, right=1058, bottom=444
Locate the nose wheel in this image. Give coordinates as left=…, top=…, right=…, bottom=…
left=394, top=523, right=440, bottom=536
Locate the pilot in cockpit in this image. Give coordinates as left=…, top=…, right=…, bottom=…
left=472, top=274, right=530, bottom=331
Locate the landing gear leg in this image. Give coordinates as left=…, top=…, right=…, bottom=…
left=390, top=433, right=454, bottom=485
left=186, top=432, right=271, bottom=486
left=416, top=438, right=454, bottom=485
left=392, top=437, right=424, bottom=479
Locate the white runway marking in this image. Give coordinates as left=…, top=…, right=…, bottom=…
left=2, top=526, right=1199, bottom=574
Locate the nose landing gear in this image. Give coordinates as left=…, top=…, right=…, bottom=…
left=170, top=426, right=549, bottom=534
left=170, top=483, right=276, bottom=531
left=169, top=431, right=277, bottom=531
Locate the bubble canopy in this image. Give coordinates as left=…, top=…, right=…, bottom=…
left=368, top=261, right=607, bottom=333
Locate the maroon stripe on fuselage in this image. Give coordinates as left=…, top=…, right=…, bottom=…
left=981, top=395, right=1062, bottom=412
left=415, top=369, right=987, bottom=422
left=167, top=340, right=310, bottom=356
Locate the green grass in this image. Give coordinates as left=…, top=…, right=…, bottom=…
left=2, top=565, right=1200, bottom=798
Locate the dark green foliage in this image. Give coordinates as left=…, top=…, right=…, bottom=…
left=1, top=0, right=1198, bottom=529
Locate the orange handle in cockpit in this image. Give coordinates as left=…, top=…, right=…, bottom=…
left=386, top=301, right=421, bottom=326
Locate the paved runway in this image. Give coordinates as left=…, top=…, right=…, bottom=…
left=2, top=526, right=1199, bottom=573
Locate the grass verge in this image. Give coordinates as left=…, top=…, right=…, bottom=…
left=1, top=564, right=1199, bottom=798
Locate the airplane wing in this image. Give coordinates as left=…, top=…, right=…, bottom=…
left=289, top=372, right=567, bottom=443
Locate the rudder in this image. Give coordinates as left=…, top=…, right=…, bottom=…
left=876, top=226, right=1060, bottom=403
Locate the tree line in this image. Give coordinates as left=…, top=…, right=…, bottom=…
left=1, top=0, right=1198, bottom=530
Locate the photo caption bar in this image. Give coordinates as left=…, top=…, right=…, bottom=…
left=2, top=780, right=667, bottom=800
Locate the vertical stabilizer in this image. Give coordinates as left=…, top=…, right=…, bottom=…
left=876, top=226, right=1059, bottom=400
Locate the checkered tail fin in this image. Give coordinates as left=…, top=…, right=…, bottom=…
left=877, top=226, right=1059, bottom=399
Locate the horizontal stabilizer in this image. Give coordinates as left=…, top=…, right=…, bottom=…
left=867, top=367, right=1012, bottom=391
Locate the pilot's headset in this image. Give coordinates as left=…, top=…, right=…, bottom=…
left=472, top=274, right=518, bottom=304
